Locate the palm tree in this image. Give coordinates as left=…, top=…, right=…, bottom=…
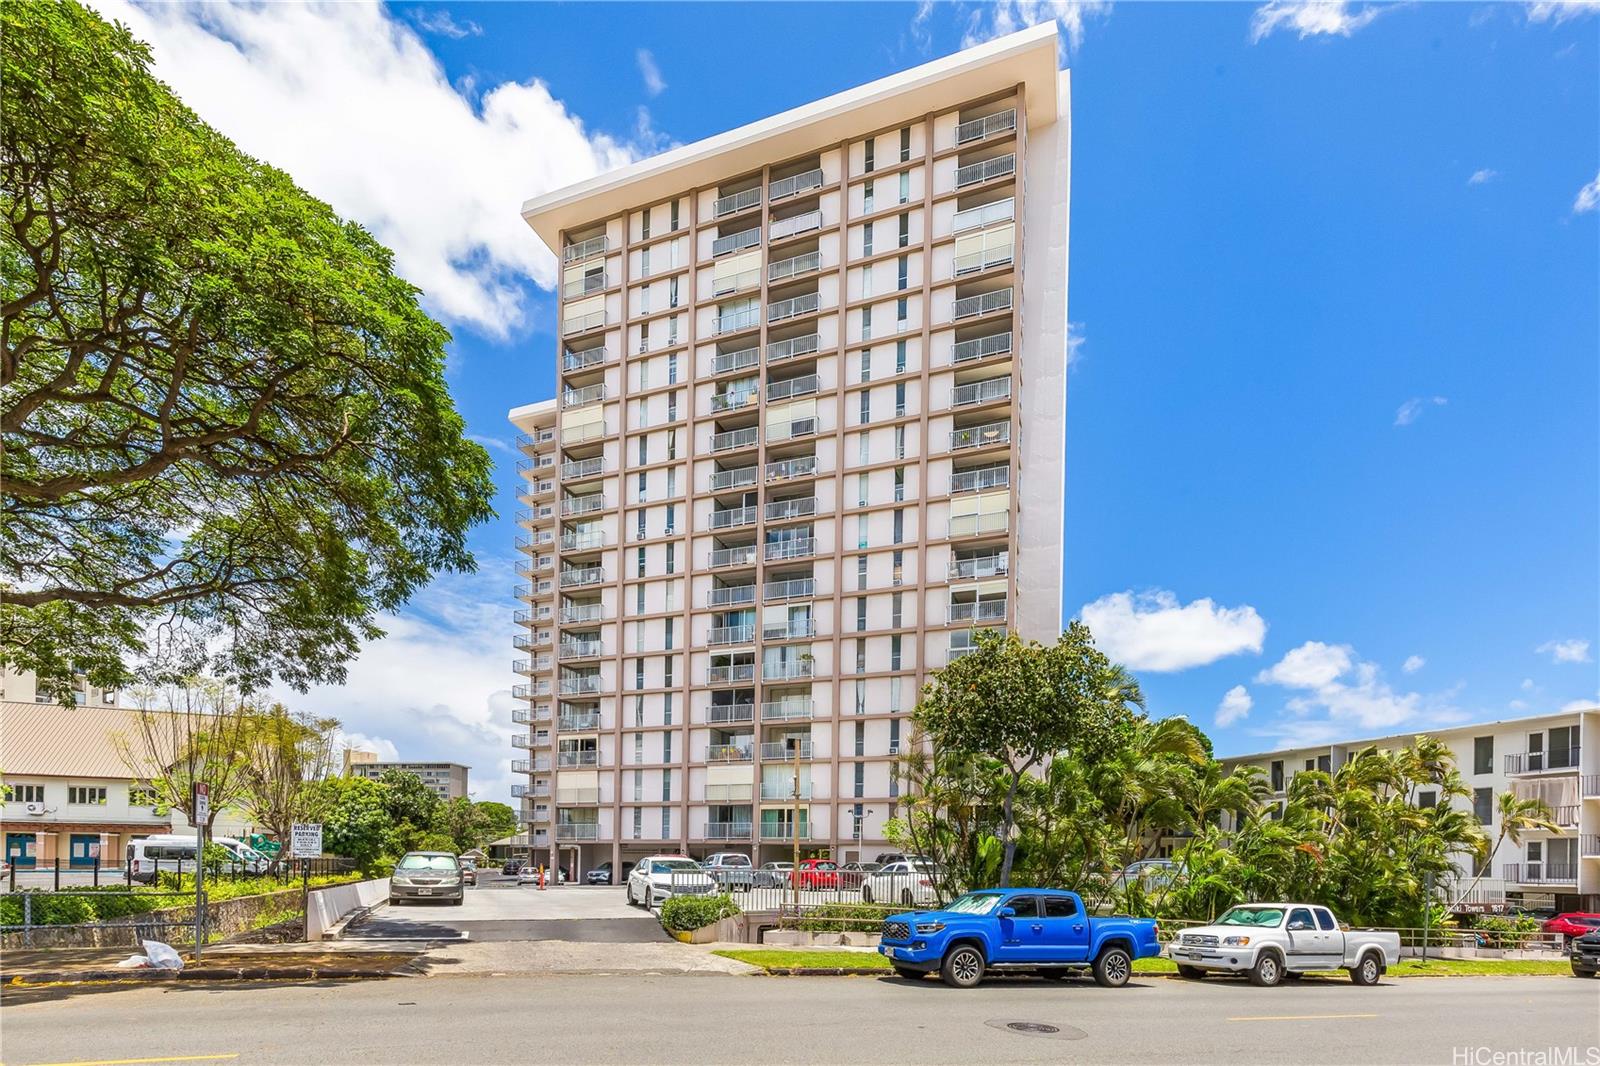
left=1451, top=792, right=1560, bottom=907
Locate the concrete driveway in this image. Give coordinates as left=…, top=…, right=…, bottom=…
left=344, top=883, right=668, bottom=944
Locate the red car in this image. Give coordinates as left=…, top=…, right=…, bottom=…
left=790, top=858, right=840, bottom=890
left=1542, top=913, right=1600, bottom=939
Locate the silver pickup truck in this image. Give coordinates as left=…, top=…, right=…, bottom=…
left=1168, top=902, right=1402, bottom=986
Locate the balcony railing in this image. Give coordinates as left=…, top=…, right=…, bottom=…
left=706, top=783, right=754, bottom=802
left=558, top=639, right=603, bottom=661
left=562, top=347, right=610, bottom=373
left=1584, top=775, right=1600, bottom=799
left=949, top=599, right=1008, bottom=624
left=767, top=292, right=820, bottom=323
left=713, top=186, right=761, bottom=218
left=767, top=373, right=819, bottom=401
left=763, top=619, right=815, bottom=641
left=708, top=544, right=758, bottom=570
left=764, top=497, right=816, bottom=522
left=512, top=706, right=532, bottom=724
left=950, top=554, right=1009, bottom=580
left=767, top=333, right=821, bottom=364
left=714, top=308, right=761, bottom=335
left=1551, top=804, right=1580, bottom=827
left=556, top=788, right=600, bottom=804
left=1582, top=834, right=1600, bottom=857
left=953, top=243, right=1015, bottom=277
left=952, top=377, right=1011, bottom=408
left=770, top=210, right=822, bottom=241
left=765, top=537, right=815, bottom=561
left=1504, top=748, right=1581, bottom=774
left=708, top=703, right=755, bottom=724
left=951, top=420, right=1011, bottom=451
left=1503, top=864, right=1578, bottom=885
left=951, top=465, right=1010, bottom=494
left=760, top=782, right=813, bottom=800
left=952, top=287, right=1013, bottom=321
left=557, top=750, right=600, bottom=768
left=556, top=823, right=601, bottom=841
left=709, top=505, right=758, bottom=531
left=512, top=733, right=532, bottom=749
left=952, top=331, right=1013, bottom=365
left=762, top=660, right=814, bottom=682
left=510, top=783, right=528, bottom=799
left=561, top=493, right=604, bottom=517
left=764, top=577, right=814, bottom=602
left=950, top=511, right=1009, bottom=539
left=760, top=823, right=812, bottom=841
left=762, top=698, right=814, bottom=721
left=562, top=383, right=606, bottom=408
left=559, top=566, right=604, bottom=589
left=558, top=712, right=602, bottom=731
left=952, top=197, right=1015, bottom=235
left=512, top=682, right=551, bottom=699
left=563, top=235, right=608, bottom=263
left=706, top=742, right=755, bottom=762
left=954, top=153, right=1016, bottom=189
left=561, top=531, right=605, bottom=552
left=713, top=346, right=760, bottom=375
left=562, top=421, right=607, bottom=445
left=562, top=311, right=606, bottom=335
left=703, top=821, right=755, bottom=840
left=770, top=167, right=824, bottom=201
left=710, top=426, right=760, bottom=453
left=766, top=456, right=817, bottom=482
left=709, top=623, right=756, bottom=646
left=517, top=428, right=558, bottom=452
left=560, top=458, right=605, bottom=482
left=708, top=584, right=757, bottom=607
left=767, top=417, right=818, bottom=442
left=707, top=664, right=757, bottom=685
left=563, top=273, right=607, bottom=299
left=769, top=251, right=822, bottom=284
left=559, top=675, right=602, bottom=696
left=711, top=387, right=758, bottom=412
left=560, top=604, right=604, bottom=624
left=712, top=227, right=761, bottom=257
left=955, top=108, right=1017, bottom=146
left=714, top=267, right=761, bottom=297
left=710, top=465, right=759, bottom=492
left=761, top=740, right=813, bottom=760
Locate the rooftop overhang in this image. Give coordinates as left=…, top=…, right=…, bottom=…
left=521, top=22, right=1062, bottom=253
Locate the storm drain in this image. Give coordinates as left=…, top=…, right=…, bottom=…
left=984, top=1019, right=1088, bottom=1041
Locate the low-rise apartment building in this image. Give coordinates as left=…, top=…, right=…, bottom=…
left=347, top=759, right=471, bottom=802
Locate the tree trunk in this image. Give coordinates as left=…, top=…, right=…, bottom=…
left=1450, top=833, right=1504, bottom=908
left=998, top=769, right=1022, bottom=888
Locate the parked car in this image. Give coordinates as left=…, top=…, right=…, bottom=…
left=1570, top=928, right=1600, bottom=977
left=861, top=860, right=939, bottom=907
left=1542, top=913, right=1600, bottom=943
left=459, top=859, right=477, bottom=886
left=1116, top=859, right=1177, bottom=889
left=1168, top=903, right=1401, bottom=986
left=502, top=858, right=525, bottom=875
left=874, top=852, right=932, bottom=866
left=626, top=855, right=717, bottom=909
left=838, top=861, right=881, bottom=889
left=753, top=861, right=795, bottom=888
left=878, top=888, right=1162, bottom=989
left=128, top=834, right=271, bottom=883
left=701, top=852, right=755, bottom=892
left=390, top=851, right=465, bottom=905
left=791, top=858, right=840, bottom=890
left=517, top=864, right=567, bottom=885
left=586, top=862, right=615, bottom=885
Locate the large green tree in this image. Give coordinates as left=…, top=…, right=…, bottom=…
left=0, top=0, right=494, bottom=700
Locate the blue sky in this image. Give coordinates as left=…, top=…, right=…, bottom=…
left=101, top=0, right=1598, bottom=795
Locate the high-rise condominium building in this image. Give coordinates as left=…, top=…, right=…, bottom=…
left=508, top=24, right=1070, bottom=878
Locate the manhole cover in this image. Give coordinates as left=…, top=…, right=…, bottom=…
left=1008, top=1022, right=1059, bottom=1034
left=984, top=1019, right=1088, bottom=1041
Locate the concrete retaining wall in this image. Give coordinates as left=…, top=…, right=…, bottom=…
left=306, top=877, right=388, bottom=941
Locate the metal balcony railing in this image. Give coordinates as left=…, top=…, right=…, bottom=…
left=512, top=706, right=532, bottom=724
left=950, top=554, right=1009, bottom=580
left=707, top=663, right=757, bottom=685
left=949, top=511, right=1010, bottom=538
left=765, top=456, right=817, bottom=482
left=562, top=347, right=610, bottom=373
left=769, top=251, right=822, bottom=283
left=710, top=426, right=760, bottom=454
left=562, top=422, right=607, bottom=445
left=511, top=758, right=532, bottom=773
left=714, top=307, right=761, bottom=335
left=556, top=823, right=601, bottom=841
left=951, top=465, right=1010, bottom=494
left=560, top=457, right=605, bottom=481
left=760, top=782, right=813, bottom=800
left=767, top=417, right=818, bottom=442
left=954, top=153, right=1016, bottom=189
left=764, top=577, right=814, bottom=602
left=708, top=703, right=755, bottom=724
left=951, top=420, right=1011, bottom=451
left=712, top=227, right=760, bottom=257
left=952, top=332, right=1013, bottom=365
left=707, top=743, right=755, bottom=762
left=764, top=497, right=816, bottom=522
left=952, top=377, right=1011, bottom=408
left=560, top=494, right=604, bottom=518
left=556, top=788, right=599, bottom=804
left=768, top=292, right=820, bottom=323
left=1584, top=775, right=1600, bottom=798
left=767, top=333, right=820, bottom=364
left=1551, top=804, right=1580, bottom=827
left=713, top=186, right=762, bottom=218
left=713, top=346, right=759, bottom=375
left=562, top=383, right=606, bottom=408
left=769, top=167, right=824, bottom=201
left=955, top=108, right=1017, bottom=146
left=562, top=310, right=606, bottom=335
left=766, top=373, right=819, bottom=401
left=761, top=740, right=813, bottom=760
left=705, top=783, right=754, bottom=802
left=708, top=584, right=757, bottom=607
left=710, top=505, right=758, bottom=531
left=1503, top=864, right=1578, bottom=885
left=558, top=712, right=602, bottom=731
left=560, top=604, right=604, bottom=624
left=709, top=623, right=756, bottom=646
left=703, top=822, right=755, bottom=840
left=512, top=733, right=532, bottom=749
left=770, top=210, right=823, bottom=241
left=561, top=531, right=605, bottom=552
left=1582, top=834, right=1600, bottom=857
left=949, top=599, right=1008, bottom=624
left=954, top=243, right=1015, bottom=277
left=510, top=783, right=528, bottom=799
left=762, top=661, right=814, bottom=682
left=710, top=465, right=759, bottom=491
left=761, top=699, right=814, bottom=721
left=765, top=537, right=815, bottom=561
left=763, top=619, right=815, bottom=641
left=714, top=268, right=761, bottom=297
left=563, top=273, right=607, bottom=299
left=952, top=197, right=1015, bottom=235
left=559, top=566, right=604, bottom=589
left=559, top=640, right=603, bottom=661
left=1504, top=748, right=1581, bottom=774
left=708, top=545, right=758, bottom=570
left=952, top=287, right=1014, bottom=321
left=512, top=682, right=551, bottom=699
left=711, top=387, right=758, bottom=412
left=557, top=750, right=600, bottom=768
left=559, top=675, right=602, bottom=696
left=563, top=235, right=608, bottom=263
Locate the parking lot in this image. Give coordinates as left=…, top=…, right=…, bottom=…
left=345, top=876, right=670, bottom=944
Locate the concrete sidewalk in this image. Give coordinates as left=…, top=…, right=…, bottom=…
left=2, top=942, right=425, bottom=985
left=412, top=939, right=759, bottom=976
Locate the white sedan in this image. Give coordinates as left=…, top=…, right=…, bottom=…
left=626, top=855, right=718, bottom=909
left=517, top=864, right=567, bottom=885
left=860, top=860, right=940, bottom=907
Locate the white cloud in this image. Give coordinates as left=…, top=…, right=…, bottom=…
left=636, top=48, right=667, bottom=97
left=1253, top=640, right=1469, bottom=739
left=1561, top=695, right=1600, bottom=712
left=467, top=433, right=518, bottom=458
left=1537, top=638, right=1592, bottom=663
left=1216, top=685, right=1253, bottom=728
left=1402, top=654, right=1426, bottom=674
left=1394, top=395, right=1448, bottom=426
left=910, top=0, right=937, bottom=49
left=1067, top=321, right=1088, bottom=367
left=1256, top=641, right=1353, bottom=688
left=1468, top=168, right=1498, bottom=185
left=959, top=0, right=1111, bottom=51
left=1521, top=677, right=1537, bottom=691
left=409, top=8, right=481, bottom=38
left=1574, top=170, right=1600, bottom=214
left=1080, top=590, right=1267, bottom=672
left=1250, top=1, right=1382, bottom=42
left=89, top=0, right=647, bottom=338
left=1528, top=1, right=1600, bottom=24
left=336, top=731, right=401, bottom=762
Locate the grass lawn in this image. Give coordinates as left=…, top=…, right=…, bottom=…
left=713, top=949, right=1569, bottom=978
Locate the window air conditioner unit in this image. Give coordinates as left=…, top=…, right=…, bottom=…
left=24, top=802, right=46, bottom=816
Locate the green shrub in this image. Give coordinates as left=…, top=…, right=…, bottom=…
left=1470, top=914, right=1542, bottom=949
left=797, top=901, right=899, bottom=932
left=659, top=893, right=739, bottom=932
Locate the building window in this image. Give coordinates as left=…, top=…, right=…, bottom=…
left=859, top=391, right=871, bottom=426
left=636, top=547, right=647, bottom=578
left=1473, top=787, right=1493, bottom=825
left=862, top=220, right=873, bottom=257
left=635, top=585, right=645, bottom=614
left=898, top=170, right=910, bottom=204
left=667, top=352, right=678, bottom=384
left=1418, top=790, right=1438, bottom=809
left=669, top=275, right=679, bottom=308
left=855, top=679, right=866, bottom=715
left=634, top=733, right=645, bottom=764
left=1269, top=760, right=1285, bottom=793
left=662, top=692, right=673, bottom=725
left=7, top=783, right=44, bottom=804
left=856, top=641, right=867, bottom=672
left=634, top=659, right=646, bottom=690
left=890, top=634, right=903, bottom=671
left=895, top=382, right=906, bottom=417
left=894, top=425, right=906, bottom=460
left=662, top=731, right=673, bottom=764
left=856, top=598, right=868, bottom=631
left=857, top=473, right=869, bottom=508
left=893, top=467, right=905, bottom=502
left=892, top=508, right=904, bottom=544
left=641, top=210, right=651, bottom=240
left=899, top=126, right=911, bottom=162
left=670, top=199, right=680, bottom=231
left=891, top=592, right=903, bottom=628
left=860, top=347, right=872, bottom=383
left=665, top=543, right=676, bottom=575
left=68, top=786, right=107, bottom=806
left=129, top=784, right=158, bottom=807
left=896, top=297, right=909, bottom=328
left=853, top=802, right=865, bottom=839
left=889, top=717, right=901, bottom=754
left=632, top=806, right=643, bottom=837
left=861, top=305, right=872, bottom=341
left=898, top=212, right=909, bottom=247
left=1473, top=736, right=1493, bottom=775
left=863, top=138, right=875, bottom=173
left=863, top=179, right=875, bottom=213
left=664, top=617, right=675, bottom=651
left=854, top=761, right=865, bottom=796
left=896, top=340, right=907, bottom=374
left=897, top=255, right=909, bottom=290
left=889, top=676, right=902, bottom=711
left=637, top=435, right=649, bottom=466
left=854, top=721, right=865, bottom=757
left=635, top=696, right=645, bottom=727
left=857, top=555, right=868, bottom=590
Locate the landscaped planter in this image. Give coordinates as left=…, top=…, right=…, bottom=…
left=672, top=924, right=720, bottom=944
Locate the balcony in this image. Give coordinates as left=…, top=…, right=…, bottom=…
left=563, top=235, right=608, bottom=264
left=714, top=308, right=760, bottom=336
left=761, top=698, right=814, bottom=722
left=766, top=456, right=817, bottom=483
left=563, top=272, right=608, bottom=299
left=706, top=742, right=755, bottom=762
left=761, top=740, right=813, bottom=761
left=708, top=544, right=758, bottom=570
left=767, top=292, right=820, bottom=324
left=760, top=782, right=813, bottom=800
left=562, top=347, right=610, bottom=373
left=510, top=783, right=529, bottom=799
left=952, top=198, right=1015, bottom=235
left=1552, top=804, right=1580, bottom=828
left=562, top=310, right=606, bottom=336
left=703, top=821, right=754, bottom=841
left=762, top=660, right=814, bottom=682
left=954, top=152, right=1016, bottom=190
left=770, top=167, right=824, bottom=201
left=712, top=226, right=761, bottom=257
left=512, top=682, right=550, bottom=699
left=767, top=417, right=818, bottom=442
left=558, top=639, right=603, bottom=661
left=562, top=421, right=607, bottom=446
left=511, top=758, right=549, bottom=774
left=557, top=750, right=601, bottom=768
left=1503, top=864, right=1578, bottom=885
left=955, top=108, right=1017, bottom=146
left=710, top=387, right=758, bottom=412
left=512, top=733, right=533, bottom=749
left=517, top=428, right=557, bottom=453
left=1583, top=835, right=1600, bottom=858
left=949, top=599, right=1008, bottom=625
left=951, top=420, right=1011, bottom=451
left=764, top=577, right=814, bottom=602
left=765, top=537, right=816, bottom=561
left=710, top=426, right=760, bottom=453
left=769, top=250, right=822, bottom=285
left=953, top=242, right=1015, bottom=277
left=558, top=711, right=602, bottom=732
left=713, top=186, right=761, bottom=218
left=766, top=373, right=819, bottom=401
left=708, top=583, right=756, bottom=608
left=951, top=465, right=1010, bottom=494
left=556, top=823, right=602, bottom=841
left=561, top=493, right=604, bottom=517
left=764, top=497, right=816, bottom=522
left=562, top=383, right=606, bottom=409
left=951, top=377, right=1011, bottom=408
left=770, top=210, right=822, bottom=241
left=952, top=287, right=1013, bottom=322
left=559, top=566, right=604, bottom=590
left=708, top=703, right=755, bottom=724
left=949, top=511, right=1009, bottom=538
left=710, top=465, right=759, bottom=492
left=710, top=505, right=758, bottom=531
left=950, top=553, right=1009, bottom=580
left=709, top=623, right=756, bottom=646
left=560, top=604, right=604, bottom=625
left=951, top=331, right=1013, bottom=365
left=712, top=346, right=760, bottom=375
left=560, top=456, right=605, bottom=481
left=708, top=663, right=757, bottom=685
left=561, top=530, right=605, bottom=552
left=767, top=333, right=820, bottom=365
left=1584, top=775, right=1600, bottom=798
left=1504, top=748, right=1581, bottom=775
left=763, top=619, right=815, bottom=641
left=512, top=706, right=532, bottom=724
left=714, top=266, right=761, bottom=297
left=559, top=675, right=603, bottom=696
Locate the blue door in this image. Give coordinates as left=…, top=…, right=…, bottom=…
left=994, top=895, right=1044, bottom=962
left=5, top=833, right=36, bottom=868
left=68, top=834, right=98, bottom=867
left=1038, top=894, right=1091, bottom=961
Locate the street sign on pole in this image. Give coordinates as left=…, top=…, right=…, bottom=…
left=291, top=824, right=323, bottom=859
left=192, top=782, right=210, bottom=826
left=192, top=782, right=208, bottom=962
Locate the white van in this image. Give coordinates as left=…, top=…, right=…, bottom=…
left=128, top=834, right=271, bottom=882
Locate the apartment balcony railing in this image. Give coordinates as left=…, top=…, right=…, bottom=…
left=559, top=675, right=603, bottom=696
left=766, top=456, right=817, bottom=483
left=708, top=544, right=759, bottom=570
left=710, top=505, right=758, bottom=531
left=765, top=537, right=816, bottom=561
left=954, top=153, right=1016, bottom=190
left=760, top=782, right=813, bottom=800
left=561, top=493, right=604, bottom=517
left=711, top=387, right=759, bottom=412
left=1581, top=835, right=1600, bottom=857
left=713, top=186, right=762, bottom=218
left=764, top=497, right=816, bottom=522
left=556, top=823, right=602, bottom=841
left=710, top=465, right=759, bottom=492
left=560, top=457, right=605, bottom=481
left=768, top=292, right=820, bottom=324
left=562, top=383, right=606, bottom=408
left=558, top=640, right=604, bottom=661
left=763, top=619, right=815, bottom=641
left=512, top=733, right=533, bottom=749
left=952, top=197, right=1015, bottom=235
left=708, top=584, right=757, bottom=608
left=955, top=108, right=1017, bottom=146
left=512, top=658, right=546, bottom=676
left=769, top=250, right=822, bottom=284
left=712, top=227, right=760, bottom=257
left=766, top=373, right=819, bottom=401
left=714, top=268, right=761, bottom=297
left=950, top=511, right=1010, bottom=538
left=512, top=706, right=532, bottom=724
left=562, top=311, right=606, bottom=336
left=557, top=750, right=601, bottom=768
left=518, top=506, right=555, bottom=526
left=708, top=703, right=756, bottom=724
left=951, top=465, right=1010, bottom=494
left=706, top=783, right=755, bottom=803
left=952, top=287, right=1014, bottom=321
left=949, top=599, right=1008, bottom=625
left=762, top=660, right=815, bottom=682
left=768, top=417, right=818, bottom=442
left=709, top=623, right=756, bottom=646
left=559, top=566, right=605, bottom=589
left=1551, top=804, right=1580, bottom=828
left=951, top=420, right=1011, bottom=451
left=510, top=758, right=536, bottom=774
left=761, top=740, right=814, bottom=760
left=562, top=346, right=610, bottom=373
left=953, top=242, right=1015, bottom=277
left=703, top=822, right=755, bottom=841
left=556, top=788, right=600, bottom=805
left=562, top=422, right=607, bottom=445
left=710, top=426, right=760, bottom=454
left=713, top=346, right=760, bottom=375
left=517, top=428, right=558, bottom=453
left=1504, top=748, right=1581, bottom=774
left=767, top=332, right=820, bottom=365
left=1503, top=864, right=1578, bottom=885
left=707, top=663, right=757, bottom=685
left=951, top=377, right=1012, bottom=408
left=770, top=210, right=823, bottom=241
left=762, top=699, right=815, bottom=722
left=770, top=167, right=824, bottom=201
left=563, top=235, right=608, bottom=264
left=714, top=308, right=761, bottom=335
left=1583, top=775, right=1600, bottom=798
left=512, top=682, right=550, bottom=699
left=758, top=821, right=813, bottom=840
left=952, top=331, right=1013, bottom=365
left=510, top=783, right=529, bottom=799
left=560, top=604, right=604, bottom=625
left=563, top=273, right=608, bottom=299
left=560, top=531, right=605, bottom=552
left=558, top=712, right=602, bottom=732
left=706, top=743, right=755, bottom=762
left=950, top=554, right=1009, bottom=580
left=764, top=577, right=814, bottom=602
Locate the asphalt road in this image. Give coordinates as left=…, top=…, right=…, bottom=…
left=3, top=974, right=1596, bottom=1065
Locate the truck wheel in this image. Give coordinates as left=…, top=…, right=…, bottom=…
left=1571, top=964, right=1596, bottom=978
left=1176, top=964, right=1206, bottom=980
left=893, top=966, right=925, bottom=981
left=941, top=944, right=986, bottom=988
left=1349, top=954, right=1381, bottom=986
left=1248, top=952, right=1283, bottom=987
left=1092, top=946, right=1132, bottom=988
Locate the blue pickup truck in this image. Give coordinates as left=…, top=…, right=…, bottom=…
left=877, top=887, right=1162, bottom=988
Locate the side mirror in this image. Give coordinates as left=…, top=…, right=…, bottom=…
left=1288, top=921, right=1310, bottom=931
left=997, top=907, right=1017, bottom=919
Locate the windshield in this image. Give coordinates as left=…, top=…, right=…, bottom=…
left=396, top=855, right=458, bottom=872
left=1217, top=906, right=1285, bottom=927
left=654, top=859, right=702, bottom=873
left=944, top=893, right=1004, bottom=915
